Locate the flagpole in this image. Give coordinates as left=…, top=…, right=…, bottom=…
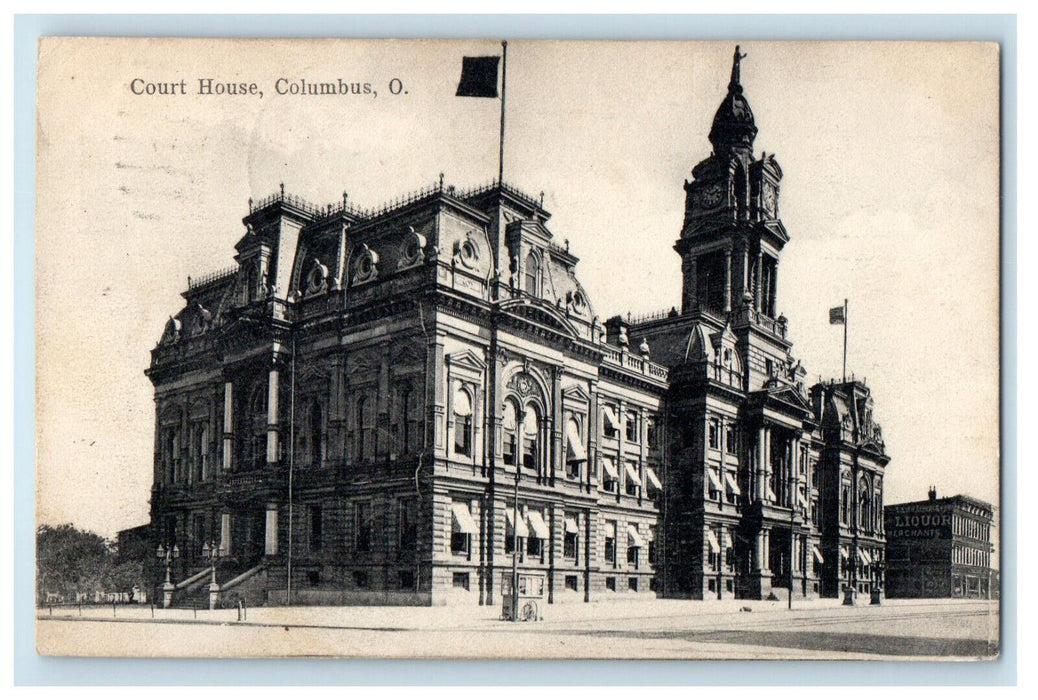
left=842, top=298, right=848, bottom=382
left=499, top=40, right=507, bottom=185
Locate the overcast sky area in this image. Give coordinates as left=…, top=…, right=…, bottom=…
left=36, top=40, right=999, bottom=546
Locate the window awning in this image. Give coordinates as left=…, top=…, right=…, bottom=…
left=564, top=516, right=578, bottom=534
left=766, top=485, right=777, bottom=502
left=526, top=510, right=550, bottom=540
left=451, top=502, right=478, bottom=535
left=505, top=508, right=529, bottom=539
left=858, top=548, right=872, bottom=565
left=566, top=421, right=587, bottom=463
left=602, top=406, right=619, bottom=433
left=602, top=456, right=619, bottom=480
left=706, top=469, right=723, bottom=491
left=453, top=388, right=472, bottom=417
left=627, top=524, right=646, bottom=548
left=624, top=462, right=641, bottom=486
left=796, top=485, right=809, bottom=509
left=706, top=530, right=721, bottom=553
left=840, top=546, right=850, bottom=560
left=723, top=531, right=734, bottom=549
left=724, top=471, right=741, bottom=495
left=646, top=467, right=662, bottom=491
left=812, top=544, right=825, bottom=564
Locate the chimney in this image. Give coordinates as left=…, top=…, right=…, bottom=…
left=928, top=486, right=937, bottom=502
left=604, top=315, right=630, bottom=348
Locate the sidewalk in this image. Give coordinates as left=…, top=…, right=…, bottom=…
left=37, top=595, right=992, bottom=632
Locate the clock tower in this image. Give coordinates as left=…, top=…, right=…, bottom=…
left=675, top=46, right=787, bottom=322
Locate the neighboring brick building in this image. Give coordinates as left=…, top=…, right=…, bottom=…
left=885, top=489, right=995, bottom=599
left=146, top=46, right=890, bottom=606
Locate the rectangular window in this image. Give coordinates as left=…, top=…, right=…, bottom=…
left=628, top=577, right=638, bottom=592
left=605, top=576, right=616, bottom=592
left=527, top=537, right=543, bottom=558
left=564, top=532, right=578, bottom=559
left=565, top=575, right=578, bottom=592
left=625, top=411, right=638, bottom=443
left=708, top=419, right=720, bottom=449
left=398, top=498, right=417, bottom=551
left=503, top=431, right=516, bottom=466
left=353, top=570, right=368, bottom=588
left=454, top=414, right=472, bottom=456
left=307, top=570, right=320, bottom=587
left=309, top=505, right=323, bottom=552
left=451, top=532, right=471, bottom=556
left=646, top=419, right=659, bottom=449
left=355, top=502, right=371, bottom=552
left=648, top=538, right=656, bottom=565
left=627, top=546, right=639, bottom=566
left=452, top=572, right=470, bottom=590
left=725, top=425, right=737, bottom=454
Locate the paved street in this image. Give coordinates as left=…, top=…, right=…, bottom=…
left=36, top=597, right=999, bottom=660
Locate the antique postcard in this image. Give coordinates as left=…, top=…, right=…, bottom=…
left=34, top=38, right=1001, bottom=660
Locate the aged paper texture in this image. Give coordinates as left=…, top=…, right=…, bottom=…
left=35, top=38, right=1000, bottom=659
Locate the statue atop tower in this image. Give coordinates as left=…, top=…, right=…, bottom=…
left=708, top=46, right=758, bottom=158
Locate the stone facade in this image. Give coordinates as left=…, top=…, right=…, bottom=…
left=146, top=46, right=889, bottom=606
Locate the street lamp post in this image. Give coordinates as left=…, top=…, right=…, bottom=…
left=155, top=542, right=179, bottom=608
left=202, top=540, right=221, bottom=610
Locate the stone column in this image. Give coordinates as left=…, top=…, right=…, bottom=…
left=265, top=504, right=279, bottom=556
left=770, top=260, right=779, bottom=317
left=754, top=250, right=763, bottom=312
left=756, top=425, right=766, bottom=502
left=222, top=381, right=234, bottom=473
left=266, top=366, right=280, bottom=465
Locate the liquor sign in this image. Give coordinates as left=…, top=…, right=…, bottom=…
left=886, top=506, right=952, bottom=539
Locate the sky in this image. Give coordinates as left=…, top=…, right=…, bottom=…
left=35, top=39, right=1000, bottom=545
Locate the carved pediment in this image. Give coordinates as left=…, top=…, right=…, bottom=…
left=561, top=384, right=592, bottom=404
left=446, top=348, right=487, bottom=373
left=499, top=298, right=579, bottom=338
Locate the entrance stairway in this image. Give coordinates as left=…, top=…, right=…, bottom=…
left=169, top=561, right=268, bottom=609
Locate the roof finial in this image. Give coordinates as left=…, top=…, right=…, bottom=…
left=729, top=45, right=747, bottom=93
left=439, top=172, right=445, bottom=191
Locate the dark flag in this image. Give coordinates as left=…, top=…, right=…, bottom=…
left=829, top=305, right=846, bottom=325
left=456, top=56, right=500, bottom=98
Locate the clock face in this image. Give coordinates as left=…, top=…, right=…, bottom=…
left=700, top=183, right=724, bottom=208
left=762, top=186, right=777, bottom=214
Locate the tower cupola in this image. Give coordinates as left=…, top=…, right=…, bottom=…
left=708, top=46, right=758, bottom=157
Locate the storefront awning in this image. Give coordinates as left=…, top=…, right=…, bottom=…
left=451, top=502, right=478, bottom=535
left=624, top=462, right=641, bottom=486
left=724, top=471, right=741, bottom=495
left=812, top=544, right=825, bottom=564
left=601, top=456, right=619, bottom=480
left=858, top=548, right=872, bottom=565
left=564, top=516, right=578, bottom=534
left=505, top=508, right=529, bottom=539
left=566, top=421, right=587, bottom=463
left=706, top=530, right=721, bottom=553
left=706, top=469, right=723, bottom=491
left=646, top=467, right=662, bottom=491
left=627, top=524, right=646, bottom=548
left=526, top=509, right=550, bottom=540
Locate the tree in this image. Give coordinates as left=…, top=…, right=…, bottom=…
left=36, top=523, right=145, bottom=603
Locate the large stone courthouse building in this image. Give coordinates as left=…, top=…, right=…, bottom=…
left=146, top=48, right=890, bottom=607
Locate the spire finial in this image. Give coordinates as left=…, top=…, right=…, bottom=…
left=729, top=45, right=747, bottom=93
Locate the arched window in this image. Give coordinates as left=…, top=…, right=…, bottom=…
left=310, top=401, right=324, bottom=467
left=502, top=400, right=519, bottom=466
left=195, top=424, right=208, bottom=481
left=356, top=396, right=369, bottom=461
left=858, top=483, right=870, bottom=530
left=522, top=404, right=540, bottom=471
left=524, top=251, right=539, bottom=296
left=453, top=386, right=473, bottom=456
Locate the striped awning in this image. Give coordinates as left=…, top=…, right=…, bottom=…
left=706, top=530, right=721, bottom=553
left=602, top=406, right=619, bottom=434
left=858, top=548, right=872, bottom=565
left=624, top=461, right=641, bottom=486
left=706, top=469, right=723, bottom=491
left=646, top=467, right=662, bottom=491
left=724, top=471, right=741, bottom=495
left=451, top=502, right=478, bottom=534
left=840, top=546, right=850, bottom=560
left=812, top=544, right=825, bottom=564
left=505, top=508, right=529, bottom=539
left=526, top=510, right=550, bottom=540
left=627, top=524, right=646, bottom=548
left=602, top=456, right=619, bottom=480
left=566, top=421, right=587, bottom=462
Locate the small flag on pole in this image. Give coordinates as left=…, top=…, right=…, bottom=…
left=829, top=305, right=846, bottom=325
left=456, top=56, right=501, bottom=98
